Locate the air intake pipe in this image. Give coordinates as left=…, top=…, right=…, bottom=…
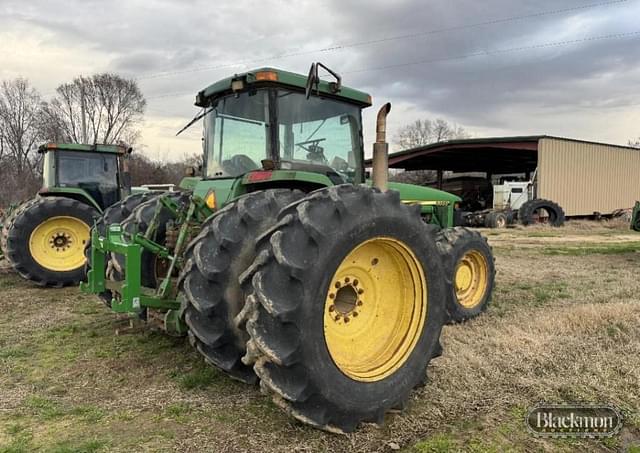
left=372, top=102, right=391, bottom=192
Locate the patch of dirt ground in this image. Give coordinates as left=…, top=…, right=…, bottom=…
left=0, top=221, right=639, bottom=452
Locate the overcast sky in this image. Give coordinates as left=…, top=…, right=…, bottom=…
left=1, top=0, right=639, bottom=160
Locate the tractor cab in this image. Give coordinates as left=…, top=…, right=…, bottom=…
left=194, top=66, right=371, bottom=189
left=39, top=143, right=132, bottom=211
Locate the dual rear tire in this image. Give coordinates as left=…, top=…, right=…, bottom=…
left=180, top=185, right=448, bottom=432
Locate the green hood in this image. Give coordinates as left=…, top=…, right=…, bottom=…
left=387, top=182, right=461, bottom=204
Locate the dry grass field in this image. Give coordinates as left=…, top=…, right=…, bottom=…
left=0, top=221, right=639, bottom=452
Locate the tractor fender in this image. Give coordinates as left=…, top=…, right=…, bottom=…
left=38, top=188, right=102, bottom=213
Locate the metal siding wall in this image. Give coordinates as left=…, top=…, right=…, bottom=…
left=538, top=138, right=640, bottom=216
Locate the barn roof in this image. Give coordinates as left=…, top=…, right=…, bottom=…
left=366, top=135, right=637, bottom=174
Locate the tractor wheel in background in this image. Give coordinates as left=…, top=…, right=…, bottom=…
left=112, top=192, right=190, bottom=290
left=436, top=227, right=495, bottom=323
left=85, top=192, right=160, bottom=307
left=633, top=213, right=640, bottom=232
left=484, top=211, right=508, bottom=228
left=2, top=199, right=37, bottom=265
left=179, top=189, right=305, bottom=384
left=239, top=185, right=447, bottom=433
left=519, top=199, right=565, bottom=227
left=6, top=197, right=98, bottom=286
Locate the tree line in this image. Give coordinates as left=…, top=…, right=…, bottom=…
left=0, top=74, right=196, bottom=208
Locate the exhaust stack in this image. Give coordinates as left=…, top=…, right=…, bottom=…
left=372, top=103, right=391, bottom=191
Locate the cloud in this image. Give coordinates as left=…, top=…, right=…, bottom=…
left=0, top=0, right=638, bottom=159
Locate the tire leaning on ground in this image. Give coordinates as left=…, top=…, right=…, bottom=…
left=179, top=189, right=305, bottom=384
left=436, top=227, right=496, bottom=323
left=519, top=199, right=565, bottom=227
left=238, top=185, right=447, bottom=433
left=6, top=197, right=98, bottom=287
left=85, top=192, right=160, bottom=306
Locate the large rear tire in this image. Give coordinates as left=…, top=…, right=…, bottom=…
left=6, top=197, right=98, bottom=286
left=179, top=189, right=305, bottom=384
left=436, top=227, right=495, bottom=323
left=239, top=185, right=447, bottom=433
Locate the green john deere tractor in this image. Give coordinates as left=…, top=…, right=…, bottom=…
left=0, top=143, right=144, bottom=286
left=632, top=201, right=640, bottom=232
left=81, top=63, right=495, bottom=432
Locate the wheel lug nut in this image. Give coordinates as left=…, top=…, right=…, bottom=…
left=357, top=300, right=363, bottom=306
left=352, top=312, right=358, bottom=317
left=358, top=289, right=364, bottom=295
left=329, top=305, right=335, bottom=312
left=344, top=317, right=350, bottom=323
left=344, top=277, right=350, bottom=283
left=334, top=315, right=341, bottom=321
left=329, top=293, right=335, bottom=299
left=353, top=279, right=358, bottom=286
left=335, top=282, right=341, bottom=288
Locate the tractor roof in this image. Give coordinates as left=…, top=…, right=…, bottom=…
left=38, top=143, right=131, bottom=154
left=195, top=67, right=372, bottom=108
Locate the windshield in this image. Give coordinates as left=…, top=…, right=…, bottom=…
left=277, top=90, right=362, bottom=183
left=55, top=150, right=120, bottom=210
left=203, top=90, right=269, bottom=178
left=56, top=151, right=118, bottom=188
left=203, top=88, right=363, bottom=182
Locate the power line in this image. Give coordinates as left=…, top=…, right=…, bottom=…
left=345, top=30, right=640, bottom=75
left=143, top=29, right=640, bottom=106
left=135, top=0, right=629, bottom=81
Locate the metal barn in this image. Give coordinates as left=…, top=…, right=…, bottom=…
left=378, top=135, right=640, bottom=216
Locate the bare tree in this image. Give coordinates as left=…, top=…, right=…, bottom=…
left=394, top=118, right=469, bottom=150
left=127, top=152, right=202, bottom=186
left=391, top=118, right=469, bottom=185
left=0, top=78, right=43, bottom=174
left=41, top=73, right=146, bottom=145
left=0, top=78, right=45, bottom=206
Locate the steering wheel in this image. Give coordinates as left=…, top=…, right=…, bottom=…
left=295, top=138, right=326, bottom=152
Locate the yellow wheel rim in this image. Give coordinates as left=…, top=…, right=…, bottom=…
left=454, top=250, right=489, bottom=309
left=28, top=216, right=90, bottom=272
left=323, top=237, right=427, bottom=382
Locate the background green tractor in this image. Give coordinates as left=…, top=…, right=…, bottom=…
left=632, top=201, right=640, bottom=232
left=82, top=64, right=495, bottom=432
left=1, top=143, right=140, bottom=286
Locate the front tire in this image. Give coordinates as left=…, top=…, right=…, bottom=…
left=6, top=197, right=98, bottom=286
left=239, top=185, right=447, bottom=433
left=436, top=227, right=495, bottom=323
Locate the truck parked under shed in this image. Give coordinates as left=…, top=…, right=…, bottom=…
left=374, top=135, right=640, bottom=226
